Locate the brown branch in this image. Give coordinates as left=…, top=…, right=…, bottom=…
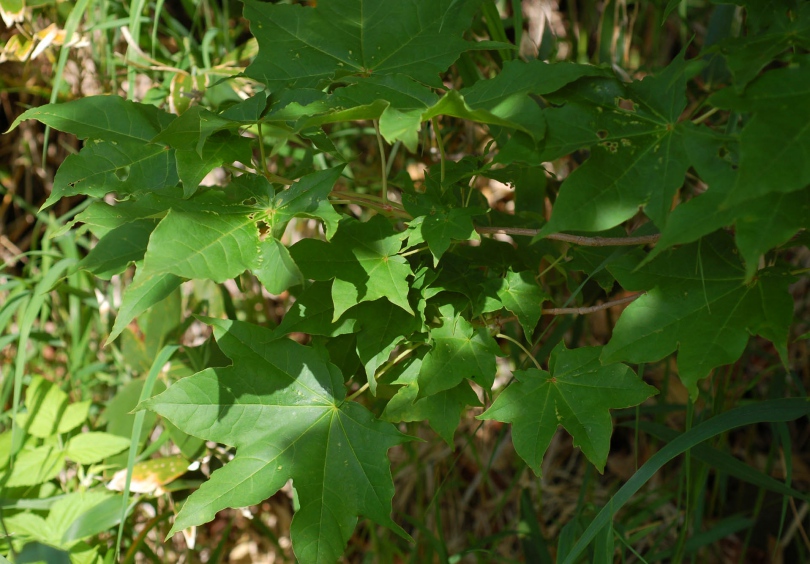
left=475, top=226, right=660, bottom=247
left=541, top=293, right=643, bottom=315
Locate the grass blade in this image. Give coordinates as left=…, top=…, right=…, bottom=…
left=114, top=344, right=179, bottom=560
left=561, top=397, right=810, bottom=564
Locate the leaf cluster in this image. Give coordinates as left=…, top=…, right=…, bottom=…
left=6, top=0, right=810, bottom=561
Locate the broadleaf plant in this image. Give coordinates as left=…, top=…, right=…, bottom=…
left=7, top=0, right=809, bottom=561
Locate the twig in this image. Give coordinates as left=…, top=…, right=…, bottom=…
left=475, top=226, right=660, bottom=247
left=541, top=293, right=642, bottom=316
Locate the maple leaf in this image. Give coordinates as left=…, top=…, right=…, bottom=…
left=650, top=127, right=810, bottom=281
left=243, top=0, right=484, bottom=90
left=267, top=167, right=344, bottom=240
left=602, top=232, right=794, bottom=398
left=709, top=62, right=810, bottom=206
left=139, top=317, right=412, bottom=564
left=418, top=304, right=502, bottom=397
left=538, top=52, right=690, bottom=233
left=479, top=344, right=657, bottom=474
left=290, top=215, right=414, bottom=320
left=383, top=355, right=480, bottom=445
left=495, top=270, right=549, bottom=337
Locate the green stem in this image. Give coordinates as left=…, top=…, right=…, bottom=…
left=373, top=120, right=389, bottom=206
left=399, top=245, right=429, bottom=258
left=692, top=106, right=720, bottom=125
left=346, top=382, right=369, bottom=402
left=539, top=252, right=568, bottom=278
left=432, top=116, right=446, bottom=183
left=346, top=345, right=421, bottom=402
left=496, top=333, right=542, bottom=370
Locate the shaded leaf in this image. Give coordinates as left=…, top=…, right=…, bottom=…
left=244, top=0, right=484, bottom=90
left=290, top=216, right=413, bottom=320
left=350, top=299, right=421, bottom=394
left=77, top=219, right=157, bottom=280
left=418, top=304, right=501, bottom=396
left=602, top=233, right=794, bottom=398
left=272, top=281, right=359, bottom=338
left=382, top=355, right=479, bottom=445
left=539, top=53, right=690, bottom=233
left=496, top=270, right=549, bottom=337
left=710, top=62, right=810, bottom=205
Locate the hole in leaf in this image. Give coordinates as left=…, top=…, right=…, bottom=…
left=114, top=166, right=130, bottom=182
left=596, top=130, right=608, bottom=139
left=615, top=97, right=636, bottom=112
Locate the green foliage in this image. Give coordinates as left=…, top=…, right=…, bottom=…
left=4, top=0, right=810, bottom=562
left=479, top=344, right=657, bottom=474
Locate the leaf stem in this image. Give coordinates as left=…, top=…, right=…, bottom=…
left=476, top=226, right=660, bottom=247
left=346, top=382, right=369, bottom=402
left=691, top=106, right=720, bottom=125
left=399, top=245, right=429, bottom=258
left=496, top=333, right=542, bottom=370
left=432, top=116, right=446, bottom=183
left=373, top=120, right=389, bottom=206
left=345, top=345, right=421, bottom=402
left=539, top=252, right=568, bottom=278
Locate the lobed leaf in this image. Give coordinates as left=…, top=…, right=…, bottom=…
left=140, top=317, right=412, bottom=563
left=479, top=344, right=657, bottom=474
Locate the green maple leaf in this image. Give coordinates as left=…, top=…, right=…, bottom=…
left=478, top=344, right=657, bottom=474
left=407, top=207, right=481, bottom=265
left=539, top=53, right=690, bottom=233
left=8, top=95, right=173, bottom=144
left=652, top=127, right=810, bottom=280
left=715, top=5, right=810, bottom=89
left=108, top=200, right=263, bottom=343
left=350, top=300, right=421, bottom=394
left=382, top=355, right=480, bottom=445
left=495, top=270, right=549, bottom=337
left=138, top=209, right=260, bottom=284
left=272, top=281, right=359, bottom=338
left=77, top=219, right=158, bottom=280
left=267, top=167, right=343, bottom=240
left=602, top=233, right=794, bottom=399
left=709, top=62, right=810, bottom=206
left=108, top=271, right=183, bottom=344
left=253, top=238, right=304, bottom=295
left=289, top=216, right=414, bottom=320
left=8, top=96, right=178, bottom=208
left=418, top=304, right=502, bottom=397
left=139, top=318, right=412, bottom=564
left=50, top=140, right=178, bottom=204
left=243, top=0, right=483, bottom=90
left=174, top=133, right=254, bottom=198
